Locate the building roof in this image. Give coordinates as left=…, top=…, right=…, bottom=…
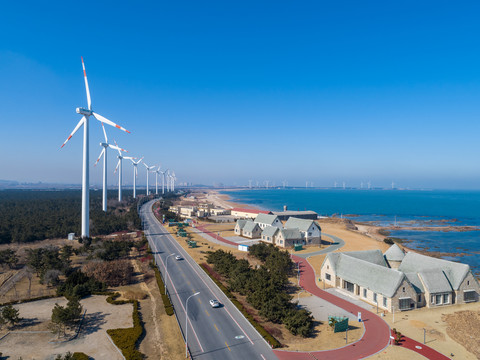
left=284, top=217, right=321, bottom=232
left=262, top=225, right=279, bottom=238
left=235, top=219, right=248, bottom=230
left=243, top=221, right=260, bottom=233
left=254, top=213, right=280, bottom=226
left=418, top=269, right=453, bottom=294
left=398, top=252, right=470, bottom=290
left=279, top=228, right=302, bottom=240
left=272, top=210, right=318, bottom=217
left=231, top=207, right=271, bottom=215
left=325, top=250, right=387, bottom=269
left=404, top=272, right=425, bottom=294
left=384, top=244, right=405, bottom=262
left=330, top=253, right=405, bottom=298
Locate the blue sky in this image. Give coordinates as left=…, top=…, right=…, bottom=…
left=2, top=1, right=480, bottom=189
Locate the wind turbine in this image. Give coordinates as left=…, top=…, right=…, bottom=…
left=94, top=123, right=127, bottom=212
left=143, top=163, right=156, bottom=195
left=61, top=57, right=130, bottom=238
left=165, top=169, right=171, bottom=192
left=154, top=166, right=162, bottom=195
left=171, top=171, right=176, bottom=192
left=160, top=169, right=166, bottom=194
left=129, top=157, right=143, bottom=199
left=113, top=140, right=130, bottom=202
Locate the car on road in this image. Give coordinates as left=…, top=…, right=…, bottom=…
left=209, top=299, right=220, bottom=308
left=175, top=255, right=182, bottom=261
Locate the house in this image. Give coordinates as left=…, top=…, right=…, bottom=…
left=254, top=213, right=283, bottom=230
left=210, top=208, right=231, bottom=216
left=234, top=220, right=248, bottom=236
left=398, top=252, right=480, bottom=307
left=231, top=207, right=272, bottom=219
left=273, top=209, right=318, bottom=221
left=274, top=228, right=303, bottom=248
left=320, top=246, right=480, bottom=312
left=284, top=217, right=322, bottom=245
left=242, top=221, right=262, bottom=239
left=261, top=225, right=279, bottom=243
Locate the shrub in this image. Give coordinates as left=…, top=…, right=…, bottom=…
left=152, top=264, right=174, bottom=316
left=57, top=270, right=106, bottom=299
left=384, top=238, right=394, bottom=245
left=107, top=300, right=144, bottom=360
left=72, top=353, right=89, bottom=360
left=83, top=260, right=133, bottom=286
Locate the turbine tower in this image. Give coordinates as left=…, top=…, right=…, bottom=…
left=113, top=140, right=130, bottom=202
left=94, top=123, right=127, bottom=212
left=61, top=57, right=130, bottom=238
left=154, top=166, right=162, bottom=195
left=160, top=169, right=166, bottom=194
left=129, top=157, right=144, bottom=198
left=171, top=171, right=176, bottom=192
left=144, top=163, right=156, bottom=195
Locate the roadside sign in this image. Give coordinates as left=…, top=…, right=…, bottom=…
left=357, top=312, right=362, bottom=322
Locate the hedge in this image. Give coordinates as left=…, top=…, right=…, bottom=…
left=200, top=263, right=281, bottom=348
left=151, top=263, right=174, bottom=316
left=72, top=352, right=89, bottom=360
left=107, top=300, right=144, bottom=360
left=0, top=294, right=57, bottom=306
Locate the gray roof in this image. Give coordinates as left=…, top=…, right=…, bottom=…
left=330, top=253, right=405, bottom=298
left=284, top=217, right=321, bottom=232
left=399, top=252, right=470, bottom=290
left=343, top=250, right=388, bottom=267
left=235, top=219, right=248, bottom=230
left=243, top=221, right=260, bottom=233
left=418, top=269, right=453, bottom=294
left=262, top=226, right=279, bottom=238
left=384, top=244, right=405, bottom=262
left=273, top=210, right=318, bottom=216
left=279, top=228, right=302, bottom=240
left=404, top=272, right=425, bottom=294
left=254, top=213, right=280, bottom=226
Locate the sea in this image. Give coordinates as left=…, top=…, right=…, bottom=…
left=222, top=189, right=480, bottom=274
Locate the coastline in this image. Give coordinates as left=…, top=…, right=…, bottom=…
left=205, top=189, right=480, bottom=276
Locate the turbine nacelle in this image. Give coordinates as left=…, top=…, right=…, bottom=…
left=76, top=107, right=93, bottom=116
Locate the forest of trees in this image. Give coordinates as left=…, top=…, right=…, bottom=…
left=206, top=242, right=314, bottom=337
left=0, top=189, right=142, bottom=244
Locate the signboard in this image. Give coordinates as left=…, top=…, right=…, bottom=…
left=357, top=312, right=362, bottom=322
left=238, top=244, right=249, bottom=252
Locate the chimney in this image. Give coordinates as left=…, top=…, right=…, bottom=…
left=283, top=205, right=288, bottom=212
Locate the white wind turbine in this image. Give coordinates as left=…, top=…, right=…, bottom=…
left=165, top=169, right=170, bottom=192
left=160, top=169, right=166, bottom=194
left=143, top=163, right=156, bottom=195
left=113, top=140, right=131, bottom=202
left=171, top=171, right=176, bottom=192
left=154, top=166, right=162, bottom=195
left=94, top=123, right=127, bottom=212
left=61, top=57, right=130, bottom=238
left=129, top=157, right=144, bottom=199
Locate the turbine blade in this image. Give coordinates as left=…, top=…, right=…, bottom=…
left=113, top=139, right=122, bottom=156
left=92, top=112, right=131, bottom=133
left=108, top=144, right=127, bottom=152
left=114, top=159, right=120, bottom=174
left=101, top=122, right=108, bottom=143
left=94, top=148, right=105, bottom=166
left=81, top=57, right=91, bottom=110
left=60, top=117, right=85, bottom=148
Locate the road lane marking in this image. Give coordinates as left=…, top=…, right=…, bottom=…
left=198, top=298, right=202, bottom=304
left=205, top=310, right=209, bottom=316
left=214, top=323, right=219, bottom=332
left=225, top=341, right=231, bottom=351
left=260, top=355, right=266, bottom=360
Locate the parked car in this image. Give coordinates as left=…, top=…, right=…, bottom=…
left=209, top=299, right=220, bottom=308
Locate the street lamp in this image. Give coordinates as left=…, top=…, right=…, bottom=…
left=297, top=261, right=302, bottom=285
left=186, top=292, right=200, bottom=358
left=165, top=253, right=176, bottom=294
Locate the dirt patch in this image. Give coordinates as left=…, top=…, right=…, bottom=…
left=443, top=310, right=480, bottom=359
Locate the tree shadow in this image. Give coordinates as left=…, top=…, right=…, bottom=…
left=80, top=311, right=108, bottom=336
left=17, top=317, right=42, bottom=328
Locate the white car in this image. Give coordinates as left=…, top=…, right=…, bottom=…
left=209, top=299, right=220, bottom=308
left=175, top=255, right=182, bottom=261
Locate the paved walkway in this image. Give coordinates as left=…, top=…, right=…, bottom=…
left=391, top=329, right=450, bottom=360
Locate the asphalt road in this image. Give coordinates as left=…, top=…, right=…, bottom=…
left=140, top=200, right=277, bottom=360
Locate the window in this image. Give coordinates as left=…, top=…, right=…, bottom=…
left=431, top=295, right=435, bottom=304
left=363, top=289, right=367, bottom=298
left=402, top=287, right=405, bottom=292
left=399, top=298, right=411, bottom=310
left=418, top=294, right=422, bottom=302
left=443, top=294, right=449, bottom=304
left=435, top=294, right=442, bottom=304
left=467, top=280, right=470, bottom=285
left=383, top=297, right=387, bottom=307
left=308, top=232, right=312, bottom=236
left=373, top=293, right=377, bottom=302
left=464, top=290, right=476, bottom=302
left=325, top=273, right=331, bottom=281
left=327, top=265, right=329, bottom=269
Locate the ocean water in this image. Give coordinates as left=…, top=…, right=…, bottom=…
left=222, top=189, right=480, bottom=273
